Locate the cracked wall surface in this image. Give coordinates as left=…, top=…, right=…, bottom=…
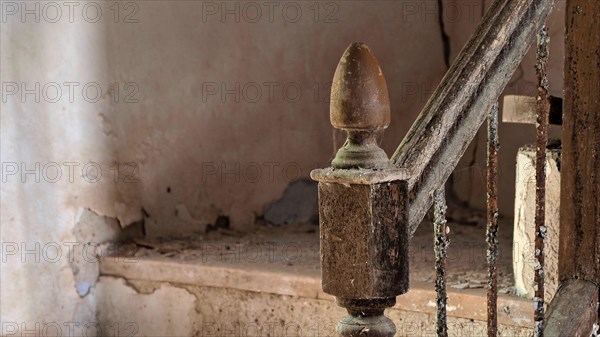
left=1, top=1, right=446, bottom=326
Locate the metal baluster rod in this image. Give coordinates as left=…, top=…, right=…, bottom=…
left=434, top=187, right=449, bottom=337
left=533, top=26, right=550, bottom=337
left=486, top=102, right=500, bottom=337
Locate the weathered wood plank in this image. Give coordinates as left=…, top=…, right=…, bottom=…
left=543, top=279, right=598, bottom=337
left=545, top=0, right=600, bottom=334
left=558, top=0, right=600, bottom=284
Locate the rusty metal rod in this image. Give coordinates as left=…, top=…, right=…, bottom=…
left=433, top=187, right=449, bottom=337
left=391, top=0, right=556, bottom=234
left=486, top=102, right=499, bottom=337
left=534, top=26, right=550, bottom=337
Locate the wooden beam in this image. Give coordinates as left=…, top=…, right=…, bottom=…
left=543, top=280, right=599, bottom=337
left=558, top=0, right=600, bottom=284
left=546, top=0, right=600, bottom=333
left=390, top=0, right=556, bottom=233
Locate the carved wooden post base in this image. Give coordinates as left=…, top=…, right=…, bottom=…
left=336, top=298, right=396, bottom=337
left=332, top=131, right=390, bottom=170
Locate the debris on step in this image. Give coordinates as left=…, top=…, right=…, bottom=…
left=451, top=282, right=470, bottom=290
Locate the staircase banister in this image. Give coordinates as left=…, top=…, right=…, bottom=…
left=390, top=0, right=556, bottom=234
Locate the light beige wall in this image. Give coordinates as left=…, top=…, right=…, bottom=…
left=100, top=1, right=449, bottom=235
left=0, top=0, right=446, bottom=329
left=1, top=12, right=122, bottom=329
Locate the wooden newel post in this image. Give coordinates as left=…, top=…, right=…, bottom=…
left=311, top=43, right=410, bottom=337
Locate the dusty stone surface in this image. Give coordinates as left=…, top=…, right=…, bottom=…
left=410, top=217, right=516, bottom=291
left=98, top=222, right=534, bottom=334
left=512, top=146, right=560, bottom=303
left=97, top=276, right=344, bottom=337
left=96, top=277, right=197, bottom=337
left=97, top=276, right=534, bottom=337
left=106, top=221, right=517, bottom=291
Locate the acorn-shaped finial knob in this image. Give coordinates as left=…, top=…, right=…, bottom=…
left=330, top=43, right=391, bottom=169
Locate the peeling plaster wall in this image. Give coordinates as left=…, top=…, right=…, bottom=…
left=1, top=0, right=564, bottom=329
left=1, top=0, right=447, bottom=328
left=0, top=16, right=140, bottom=329
left=101, top=1, right=450, bottom=235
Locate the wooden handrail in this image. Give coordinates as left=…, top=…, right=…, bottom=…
left=391, top=0, right=556, bottom=234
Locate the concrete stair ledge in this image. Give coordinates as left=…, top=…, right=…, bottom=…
left=97, top=226, right=535, bottom=336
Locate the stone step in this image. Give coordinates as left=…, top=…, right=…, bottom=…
left=95, top=224, right=535, bottom=336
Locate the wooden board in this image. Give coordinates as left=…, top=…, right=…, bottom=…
left=546, top=0, right=600, bottom=334
left=558, top=0, right=600, bottom=284
left=544, top=280, right=599, bottom=337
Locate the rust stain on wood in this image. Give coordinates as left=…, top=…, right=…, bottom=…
left=433, top=187, right=449, bottom=337
left=534, top=26, right=550, bottom=337
left=486, top=102, right=500, bottom=337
